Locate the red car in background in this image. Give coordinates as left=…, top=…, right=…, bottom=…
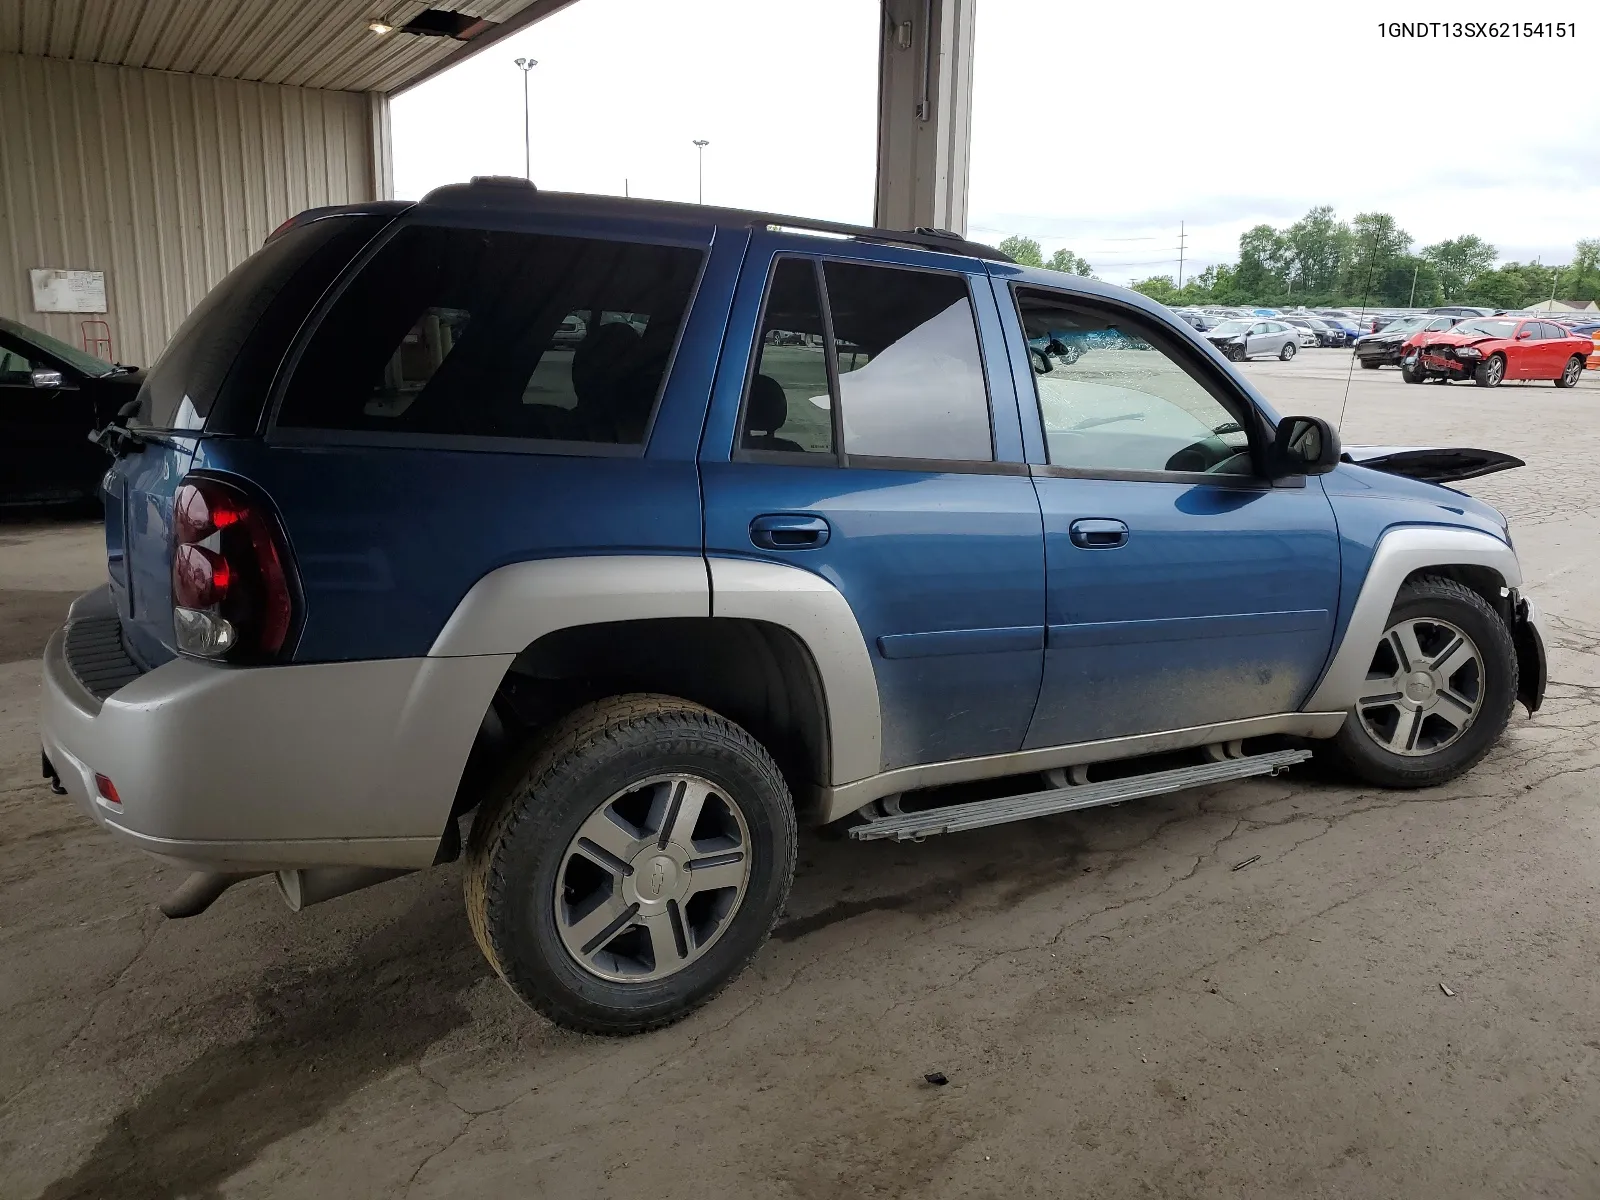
left=1406, top=317, right=1593, bottom=388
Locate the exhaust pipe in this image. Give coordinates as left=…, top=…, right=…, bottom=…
left=274, top=866, right=413, bottom=912
left=160, top=871, right=261, bottom=919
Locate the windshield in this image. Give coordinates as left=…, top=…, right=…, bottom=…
left=1209, top=320, right=1249, bottom=335
left=0, top=316, right=116, bottom=376
left=1453, top=319, right=1517, bottom=338
left=1379, top=317, right=1426, bottom=333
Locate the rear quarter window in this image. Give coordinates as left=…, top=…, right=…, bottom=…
left=273, top=225, right=704, bottom=448
left=135, top=216, right=389, bottom=432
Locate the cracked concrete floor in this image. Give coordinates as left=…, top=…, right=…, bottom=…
left=3, top=358, right=1599, bottom=1200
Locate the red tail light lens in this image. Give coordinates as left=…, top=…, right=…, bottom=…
left=171, top=476, right=297, bottom=659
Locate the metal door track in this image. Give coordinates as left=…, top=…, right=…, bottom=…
left=848, top=749, right=1312, bottom=841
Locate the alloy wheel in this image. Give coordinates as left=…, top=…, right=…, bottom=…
left=554, top=774, right=752, bottom=983
left=1356, top=617, right=1484, bottom=756
left=1563, top=357, right=1582, bottom=387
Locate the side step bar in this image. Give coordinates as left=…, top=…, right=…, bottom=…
left=848, top=749, right=1312, bottom=842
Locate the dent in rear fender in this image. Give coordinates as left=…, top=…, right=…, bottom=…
left=1304, top=526, right=1521, bottom=713
left=708, top=557, right=882, bottom=785
left=427, top=555, right=711, bottom=657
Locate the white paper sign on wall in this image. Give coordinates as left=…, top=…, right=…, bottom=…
left=29, top=269, right=107, bottom=314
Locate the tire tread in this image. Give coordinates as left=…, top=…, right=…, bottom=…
left=463, top=694, right=796, bottom=1035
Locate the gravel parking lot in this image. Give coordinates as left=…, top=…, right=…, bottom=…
left=3, top=353, right=1599, bottom=1199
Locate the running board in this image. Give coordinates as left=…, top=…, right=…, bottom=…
left=848, top=749, right=1312, bottom=842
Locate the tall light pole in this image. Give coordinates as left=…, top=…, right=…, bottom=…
left=514, top=57, right=537, bottom=179
left=692, top=139, right=709, bottom=204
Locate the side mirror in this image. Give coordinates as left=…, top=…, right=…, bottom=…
left=1271, top=415, right=1341, bottom=478
left=31, top=368, right=64, bottom=389
left=1515, top=330, right=1532, bottom=340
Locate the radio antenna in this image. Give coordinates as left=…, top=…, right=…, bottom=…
left=1337, top=237, right=1378, bottom=433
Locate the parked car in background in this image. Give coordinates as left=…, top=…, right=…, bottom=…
left=1322, top=317, right=1361, bottom=346
left=1409, top=317, right=1593, bottom=388
left=1281, top=318, right=1320, bottom=348
left=0, top=317, right=142, bottom=506
left=1317, top=309, right=1358, bottom=324
left=1283, top=316, right=1341, bottom=347
left=1204, top=319, right=1299, bottom=361
left=1355, top=315, right=1459, bottom=369
left=1570, top=321, right=1600, bottom=369
left=551, top=314, right=587, bottom=349
left=37, top=179, right=1545, bottom=1035
left=1427, top=306, right=1498, bottom=319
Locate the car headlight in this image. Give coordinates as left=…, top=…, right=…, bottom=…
left=1455, top=346, right=1481, bottom=358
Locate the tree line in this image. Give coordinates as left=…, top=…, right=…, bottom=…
left=996, top=213, right=1600, bottom=311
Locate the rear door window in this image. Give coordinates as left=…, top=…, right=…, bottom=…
left=736, top=257, right=994, bottom=465
left=822, top=261, right=993, bottom=462
left=276, top=225, right=703, bottom=447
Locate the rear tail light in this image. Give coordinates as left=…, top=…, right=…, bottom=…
left=94, top=774, right=121, bottom=805
left=171, top=476, right=297, bottom=660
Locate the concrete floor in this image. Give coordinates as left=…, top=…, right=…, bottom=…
left=3, top=356, right=1599, bottom=1199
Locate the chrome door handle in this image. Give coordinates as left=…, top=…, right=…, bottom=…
left=1068, top=518, right=1129, bottom=549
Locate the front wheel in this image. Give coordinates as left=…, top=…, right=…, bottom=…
left=1474, top=353, right=1506, bottom=387
left=1555, top=355, right=1584, bottom=388
left=1401, top=358, right=1424, bottom=383
left=1280, top=340, right=1297, bottom=361
left=1360, top=359, right=1381, bottom=369
left=1331, top=577, right=1517, bottom=788
left=465, top=694, right=797, bottom=1034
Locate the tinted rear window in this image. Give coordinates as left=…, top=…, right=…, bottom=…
left=274, top=226, right=703, bottom=447
left=135, top=216, right=388, bottom=431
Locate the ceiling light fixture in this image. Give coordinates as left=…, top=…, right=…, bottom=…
left=368, top=20, right=394, bottom=34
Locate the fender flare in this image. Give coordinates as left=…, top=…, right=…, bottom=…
left=428, top=554, right=883, bottom=787
left=1303, top=525, right=1521, bottom=713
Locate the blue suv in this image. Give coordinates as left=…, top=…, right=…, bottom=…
left=40, top=178, right=1545, bottom=1034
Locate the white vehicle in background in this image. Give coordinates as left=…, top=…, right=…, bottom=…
left=1281, top=318, right=1320, bottom=348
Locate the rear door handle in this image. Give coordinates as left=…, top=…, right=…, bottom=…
left=750, top=513, right=830, bottom=550
left=1068, top=518, right=1129, bottom=549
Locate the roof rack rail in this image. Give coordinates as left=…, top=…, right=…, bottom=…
left=755, top=214, right=1012, bottom=263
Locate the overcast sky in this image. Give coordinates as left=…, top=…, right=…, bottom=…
left=392, top=1, right=1597, bottom=286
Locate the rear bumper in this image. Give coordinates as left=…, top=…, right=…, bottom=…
left=40, top=589, right=511, bottom=873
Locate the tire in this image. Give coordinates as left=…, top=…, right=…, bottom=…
left=1474, top=353, right=1505, bottom=388
left=1360, top=359, right=1381, bottom=369
left=1554, top=355, right=1584, bottom=388
left=1401, top=359, right=1423, bottom=383
left=1279, top=340, right=1297, bottom=361
left=1330, top=577, right=1517, bottom=789
left=464, top=694, right=797, bottom=1035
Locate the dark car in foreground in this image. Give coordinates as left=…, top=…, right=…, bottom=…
left=1409, top=317, right=1594, bottom=387
left=39, top=180, right=1545, bottom=1036
left=0, top=317, right=141, bottom=506
left=1354, top=315, right=1459, bottom=369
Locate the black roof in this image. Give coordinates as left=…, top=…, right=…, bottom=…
left=414, top=176, right=1014, bottom=263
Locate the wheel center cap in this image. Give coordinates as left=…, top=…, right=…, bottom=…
left=632, top=853, right=682, bottom=904
left=1404, top=671, right=1436, bottom=703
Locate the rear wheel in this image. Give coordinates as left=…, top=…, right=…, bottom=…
left=1555, top=355, right=1584, bottom=388
left=1474, top=353, right=1506, bottom=387
left=1331, top=577, right=1517, bottom=788
left=465, top=694, right=796, bottom=1034
left=1279, top=340, right=1297, bottom=361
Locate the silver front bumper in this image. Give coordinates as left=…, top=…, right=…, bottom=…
left=40, top=589, right=512, bottom=873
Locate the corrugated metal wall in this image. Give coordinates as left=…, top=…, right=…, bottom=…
left=0, top=52, right=375, bottom=368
